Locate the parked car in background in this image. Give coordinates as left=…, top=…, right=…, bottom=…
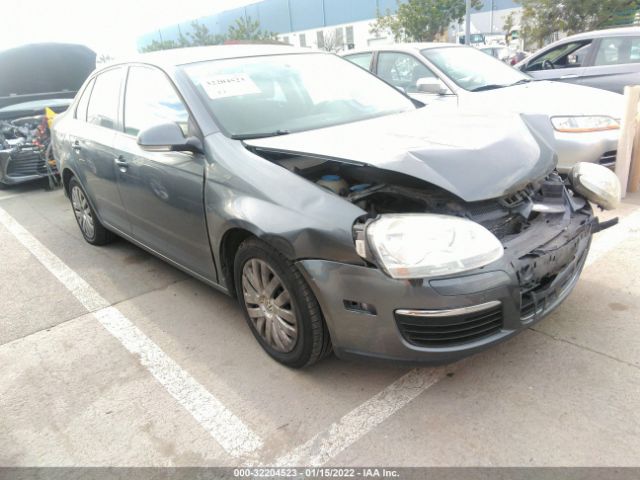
left=53, top=45, right=621, bottom=368
left=515, top=27, right=640, bottom=94
left=0, top=43, right=95, bottom=187
left=479, top=45, right=510, bottom=62
left=343, top=43, right=623, bottom=172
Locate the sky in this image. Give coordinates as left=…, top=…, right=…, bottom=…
left=0, top=0, right=257, bottom=58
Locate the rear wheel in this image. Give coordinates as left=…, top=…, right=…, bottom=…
left=234, top=238, right=332, bottom=368
left=68, top=177, right=114, bottom=245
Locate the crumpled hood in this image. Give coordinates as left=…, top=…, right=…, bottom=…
left=461, top=81, right=624, bottom=118
left=245, top=108, right=556, bottom=202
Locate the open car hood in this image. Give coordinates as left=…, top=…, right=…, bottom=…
left=245, top=108, right=557, bottom=202
left=0, top=43, right=96, bottom=113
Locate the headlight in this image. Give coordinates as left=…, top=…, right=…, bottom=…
left=569, top=162, right=621, bottom=210
left=551, top=116, right=619, bottom=133
left=365, top=214, right=504, bottom=279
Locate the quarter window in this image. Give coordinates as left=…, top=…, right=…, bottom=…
left=344, top=52, right=373, bottom=71
left=377, top=52, right=436, bottom=93
left=594, top=36, right=640, bottom=66
left=86, top=68, right=123, bottom=130
left=75, top=78, right=95, bottom=122
left=124, top=66, right=189, bottom=137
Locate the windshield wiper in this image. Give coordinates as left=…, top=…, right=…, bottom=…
left=470, top=84, right=508, bottom=92
left=231, top=129, right=291, bottom=140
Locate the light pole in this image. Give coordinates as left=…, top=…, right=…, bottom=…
left=465, top=0, right=471, bottom=45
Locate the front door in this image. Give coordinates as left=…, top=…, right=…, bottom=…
left=113, top=65, right=216, bottom=281
left=523, top=40, right=594, bottom=85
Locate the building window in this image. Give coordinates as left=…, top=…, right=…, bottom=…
left=299, top=33, right=307, bottom=47
left=317, top=31, right=325, bottom=49
left=346, top=26, right=354, bottom=46
left=335, top=27, right=344, bottom=48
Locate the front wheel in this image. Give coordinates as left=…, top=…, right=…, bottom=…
left=234, top=238, right=332, bottom=368
left=68, top=177, right=115, bottom=245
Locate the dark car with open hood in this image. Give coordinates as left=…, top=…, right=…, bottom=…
left=0, top=43, right=96, bottom=187
left=52, top=45, right=622, bottom=367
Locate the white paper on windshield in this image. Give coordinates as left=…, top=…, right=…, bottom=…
left=201, top=73, right=261, bottom=99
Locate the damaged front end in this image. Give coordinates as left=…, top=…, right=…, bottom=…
left=249, top=141, right=619, bottom=362
left=0, top=115, right=57, bottom=186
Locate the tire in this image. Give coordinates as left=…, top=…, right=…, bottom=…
left=68, top=177, right=115, bottom=245
left=234, top=238, right=332, bottom=368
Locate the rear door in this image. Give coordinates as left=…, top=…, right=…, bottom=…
left=522, top=39, right=594, bottom=85
left=76, top=67, right=131, bottom=233
left=113, top=65, right=215, bottom=280
left=576, top=35, right=640, bottom=93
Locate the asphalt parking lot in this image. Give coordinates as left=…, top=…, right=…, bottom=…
left=1, top=181, right=639, bottom=468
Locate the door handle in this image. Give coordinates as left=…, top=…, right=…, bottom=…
left=72, top=141, right=82, bottom=152
left=114, top=156, right=128, bottom=170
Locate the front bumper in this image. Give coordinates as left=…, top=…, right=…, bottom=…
left=555, top=128, right=619, bottom=173
left=0, top=148, right=54, bottom=186
left=297, top=208, right=594, bottom=364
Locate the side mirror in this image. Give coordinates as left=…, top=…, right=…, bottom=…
left=137, top=122, right=203, bottom=154
left=416, top=77, right=449, bottom=95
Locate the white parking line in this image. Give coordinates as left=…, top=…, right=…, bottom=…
left=0, top=206, right=263, bottom=459
left=0, top=194, right=21, bottom=202
left=274, top=367, right=449, bottom=467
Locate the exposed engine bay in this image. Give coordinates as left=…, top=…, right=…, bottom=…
left=255, top=149, right=608, bottom=321
left=256, top=150, right=591, bottom=240
left=0, top=115, right=58, bottom=186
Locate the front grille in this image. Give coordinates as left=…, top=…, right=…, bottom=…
left=395, top=304, right=503, bottom=348
left=6, top=150, right=47, bottom=177
left=599, top=150, right=617, bottom=167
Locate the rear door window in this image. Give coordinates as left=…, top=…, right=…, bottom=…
left=123, top=66, right=189, bottom=137
left=86, top=67, right=124, bottom=130
left=594, top=36, right=640, bottom=66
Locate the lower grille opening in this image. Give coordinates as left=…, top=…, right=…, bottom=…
left=599, top=150, right=617, bottom=167
left=6, top=150, right=47, bottom=177
left=395, top=304, right=503, bottom=348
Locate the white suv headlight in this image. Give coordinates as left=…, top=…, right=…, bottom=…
left=551, top=116, right=619, bottom=133
left=569, top=162, right=621, bottom=210
left=365, top=214, right=504, bottom=279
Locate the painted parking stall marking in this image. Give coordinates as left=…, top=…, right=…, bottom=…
left=0, top=206, right=263, bottom=459
left=274, top=367, right=450, bottom=467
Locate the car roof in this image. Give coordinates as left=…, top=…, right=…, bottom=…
left=343, top=42, right=460, bottom=56
left=101, top=44, right=320, bottom=71
left=559, top=26, right=640, bottom=42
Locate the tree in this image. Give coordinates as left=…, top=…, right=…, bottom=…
left=187, top=21, right=226, bottom=46
left=227, top=16, right=276, bottom=41
left=317, top=31, right=341, bottom=52
left=371, top=0, right=483, bottom=42
left=518, top=0, right=640, bottom=47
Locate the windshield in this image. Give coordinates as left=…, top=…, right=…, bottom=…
left=182, top=53, right=415, bottom=139
left=422, top=47, right=530, bottom=92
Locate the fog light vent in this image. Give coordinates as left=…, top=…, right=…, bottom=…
left=343, top=300, right=377, bottom=315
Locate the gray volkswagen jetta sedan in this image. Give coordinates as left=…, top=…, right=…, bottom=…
left=52, top=45, right=621, bottom=368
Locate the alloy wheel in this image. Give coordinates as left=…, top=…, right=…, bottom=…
left=241, top=259, right=298, bottom=353
left=71, top=185, right=95, bottom=239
